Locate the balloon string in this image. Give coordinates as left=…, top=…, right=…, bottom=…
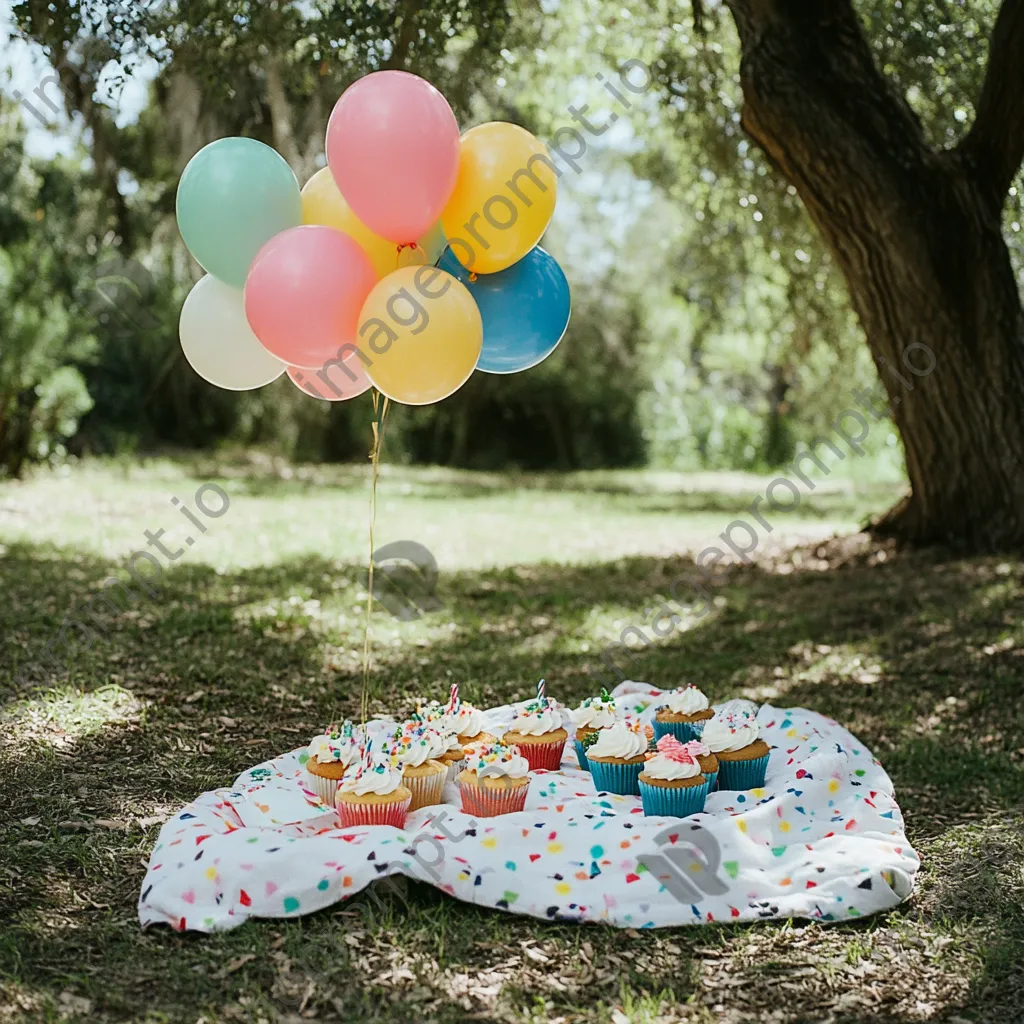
left=360, top=390, right=390, bottom=728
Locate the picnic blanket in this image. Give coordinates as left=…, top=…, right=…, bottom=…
left=138, top=682, right=919, bottom=931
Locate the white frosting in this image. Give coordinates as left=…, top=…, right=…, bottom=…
left=473, top=747, right=531, bottom=780
left=389, top=726, right=446, bottom=767
left=462, top=737, right=489, bottom=758
left=701, top=715, right=760, bottom=753
left=587, top=722, right=648, bottom=760
left=307, top=733, right=359, bottom=766
left=402, top=745, right=433, bottom=768
left=643, top=751, right=702, bottom=781
left=571, top=700, right=617, bottom=730
left=424, top=728, right=449, bottom=758
left=509, top=705, right=563, bottom=736
left=414, top=701, right=459, bottom=737
left=662, top=687, right=709, bottom=715
left=340, top=762, right=406, bottom=796
left=454, top=704, right=488, bottom=737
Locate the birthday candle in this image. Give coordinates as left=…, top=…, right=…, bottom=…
left=537, top=678, right=546, bottom=702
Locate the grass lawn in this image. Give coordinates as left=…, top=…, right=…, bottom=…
left=1, top=457, right=1022, bottom=1023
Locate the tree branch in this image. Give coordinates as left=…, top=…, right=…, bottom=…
left=384, top=0, right=427, bottom=70
left=722, top=0, right=929, bottom=201
left=691, top=0, right=706, bottom=37
left=959, top=0, right=1024, bottom=205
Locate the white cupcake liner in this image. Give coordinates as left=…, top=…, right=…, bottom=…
left=405, top=768, right=446, bottom=811
left=304, top=768, right=343, bottom=807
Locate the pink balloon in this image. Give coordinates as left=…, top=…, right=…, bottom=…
left=286, top=359, right=371, bottom=402
left=244, top=225, right=377, bottom=368
left=326, top=71, right=460, bottom=244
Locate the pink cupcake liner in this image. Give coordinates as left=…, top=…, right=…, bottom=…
left=337, top=794, right=411, bottom=829
left=516, top=737, right=566, bottom=772
left=459, top=781, right=529, bottom=817
left=405, top=770, right=446, bottom=811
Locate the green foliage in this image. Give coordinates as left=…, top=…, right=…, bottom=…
left=4, top=0, right=1020, bottom=474
left=0, top=101, right=97, bottom=476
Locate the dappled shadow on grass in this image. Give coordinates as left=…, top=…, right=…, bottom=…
left=909, top=815, right=1024, bottom=1016
left=4, top=537, right=1023, bottom=821
left=2, top=536, right=1023, bottom=1022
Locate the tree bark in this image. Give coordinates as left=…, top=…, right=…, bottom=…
left=49, top=38, right=136, bottom=251
left=722, top=0, right=1024, bottom=549
left=265, top=58, right=303, bottom=173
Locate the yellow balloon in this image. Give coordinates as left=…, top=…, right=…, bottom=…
left=441, top=122, right=558, bottom=275
left=301, top=167, right=446, bottom=279
left=358, top=266, right=482, bottom=406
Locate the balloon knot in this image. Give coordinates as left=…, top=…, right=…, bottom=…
left=468, top=271, right=478, bottom=283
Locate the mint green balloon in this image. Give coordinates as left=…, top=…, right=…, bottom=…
left=176, top=137, right=302, bottom=287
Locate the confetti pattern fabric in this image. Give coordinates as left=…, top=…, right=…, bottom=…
left=138, top=683, right=919, bottom=932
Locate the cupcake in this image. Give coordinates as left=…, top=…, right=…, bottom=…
left=452, top=700, right=496, bottom=750
left=702, top=714, right=770, bottom=790
left=386, top=724, right=448, bottom=811
left=586, top=719, right=649, bottom=796
left=336, top=758, right=411, bottom=829
left=683, top=738, right=718, bottom=790
left=458, top=741, right=531, bottom=817
left=411, top=699, right=466, bottom=782
left=653, top=685, right=713, bottom=742
left=303, top=721, right=361, bottom=805
left=570, top=692, right=618, bottom=772
left=411, top=698, right=449, bottom=730
left=502, top=697, right=568, bottom=772
left=639, top=735, right=710, bottom=817
left=436, top=725, right=468, bottom=782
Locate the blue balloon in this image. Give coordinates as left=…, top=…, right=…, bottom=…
left=438, top=246, right=570, bottom=374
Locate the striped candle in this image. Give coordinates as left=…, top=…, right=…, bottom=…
left=537, top=678, right=546, bottom=702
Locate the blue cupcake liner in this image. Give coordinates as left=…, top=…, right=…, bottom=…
left=716, top=753, right=769, bottom=791
left=589, top=758, right=645, bottom=796
left=704, top=769, right=719, bottom=792
left=574, top=740, right=591, bottom=773
left=652, top=719, right=707, bottom=743
left=639, top=778, right=711, bottom=818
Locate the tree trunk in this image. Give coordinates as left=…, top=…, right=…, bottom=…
left=723, top=0, right=1024, bottom=549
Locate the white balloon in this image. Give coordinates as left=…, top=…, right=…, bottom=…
left=179, top=275, right=286, bottom=390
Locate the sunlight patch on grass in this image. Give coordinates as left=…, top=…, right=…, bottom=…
left=2, top=460, right=898, bottom=577
left=792, top=643, right=885, bottom=686
left=0, top=982, right=48, bottom=1022
left=738, top=641, right=888, bottom=704
left=0, top=684, right=147, bottom=750
left=573, top=601, right=724, bottom=656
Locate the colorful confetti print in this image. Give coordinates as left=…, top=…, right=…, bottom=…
left=138, top=683, right=919, bottom=932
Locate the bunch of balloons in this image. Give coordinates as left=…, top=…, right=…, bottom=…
left=176, top=71, right=571, bottom=405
